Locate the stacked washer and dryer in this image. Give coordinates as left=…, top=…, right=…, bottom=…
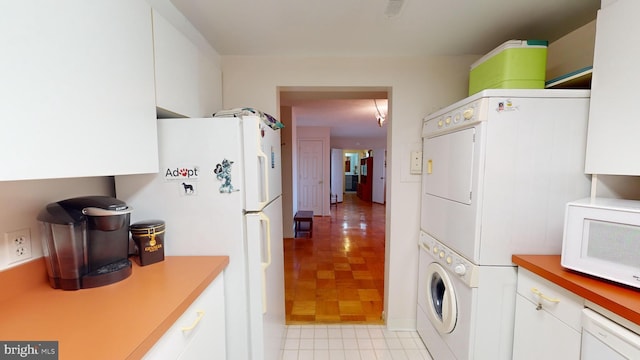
left=417, top=89, right=592, bottom=359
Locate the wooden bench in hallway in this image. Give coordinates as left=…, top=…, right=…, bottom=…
left=294, top=210, right=313, bottom=238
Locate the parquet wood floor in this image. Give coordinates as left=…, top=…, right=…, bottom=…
left=284, top=193, right=386, bottom=324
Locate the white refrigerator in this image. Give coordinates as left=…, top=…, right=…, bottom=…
left=115, top=115, right=285, bottom=360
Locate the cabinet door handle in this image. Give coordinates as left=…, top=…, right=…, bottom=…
left=181, top=310, right=205, bottom=332
left=427, top=159, right=433, bottom=174
left=531, top=288, right=560, bottom=310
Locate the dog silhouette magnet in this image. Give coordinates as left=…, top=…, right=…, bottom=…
left=181, top=182, right=195, bottom=194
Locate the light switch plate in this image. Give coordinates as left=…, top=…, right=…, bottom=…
left=410, top=151, right=422, bottom=174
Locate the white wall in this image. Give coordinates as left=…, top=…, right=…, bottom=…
left=221, top=55, right=478, bottom=329
left=594, top=175, right=640, bottom=199
left=0, top=177, right=114, bottom=270
left=330, top=136, right=387, bottom=150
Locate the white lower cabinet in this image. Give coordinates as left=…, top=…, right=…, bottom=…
left=144, top=275, right=226, bottom=359
left=512, top=269, right=584, bottom=360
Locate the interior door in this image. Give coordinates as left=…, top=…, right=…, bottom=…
left=298, top=139, right=323, bottom=214
left=372, top=148, right=386, bottom=204
left=330, top=148, right=344, bottom=203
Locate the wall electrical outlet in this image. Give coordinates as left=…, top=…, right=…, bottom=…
left=5, top=228, right=32, bottom=264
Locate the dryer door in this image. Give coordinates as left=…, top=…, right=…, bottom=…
left=422, top=127, right=476, bottom=205
left=421, top=124, right=481, bottom=264
left=425, top=262, right=457, bottom=334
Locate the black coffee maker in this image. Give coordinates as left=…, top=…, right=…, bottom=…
left=37, top=196, right=133, bottom=290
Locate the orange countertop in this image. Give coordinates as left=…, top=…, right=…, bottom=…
left=0, top=256, right=229, bottom=360
left=512, top=255, right=640, bottom=327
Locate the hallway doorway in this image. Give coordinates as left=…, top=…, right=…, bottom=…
left=279, top=86, right=390, bottom=326
left=284, top=193, right=386, bottom=324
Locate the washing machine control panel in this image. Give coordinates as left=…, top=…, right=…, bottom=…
left=419, top=231, right=479, bottom=287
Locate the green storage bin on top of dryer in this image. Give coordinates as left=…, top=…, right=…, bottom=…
left=468, top=40, right=548, bottom=96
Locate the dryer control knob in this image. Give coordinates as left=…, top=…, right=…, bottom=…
left=463, top=108, right=474, bottom=120
left=454, top=264, right=466, bottom=276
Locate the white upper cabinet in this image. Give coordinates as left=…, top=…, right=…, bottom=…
left=0, top=0, right=158, bottom=181
left=152, top=10, right=222, bottom=118
left=585, top=0, right=640, bottom=175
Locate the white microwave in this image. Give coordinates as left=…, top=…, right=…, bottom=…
left=562, top=197, right=640, bottom=289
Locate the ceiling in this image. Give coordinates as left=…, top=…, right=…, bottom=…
left=170, top=0, right=600, bottom=141
left=279, top=89, right=389, bottom=140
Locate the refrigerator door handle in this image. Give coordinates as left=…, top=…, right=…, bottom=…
left=259, top=212, right=272, bottom=314
left=257, top=148, right=270, bottom=209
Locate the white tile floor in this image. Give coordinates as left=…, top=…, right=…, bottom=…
left=280, top=324, right=433, bottom=360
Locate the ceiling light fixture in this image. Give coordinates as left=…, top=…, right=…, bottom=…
left=374, top=99, right=386, bottom=127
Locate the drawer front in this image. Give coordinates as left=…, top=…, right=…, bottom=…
left=144, top=276, right=224, bottom=360
left=516, top=268, right=584, bottom=330
left=178, top=276, right=226, bottom=359
left=513, top=295, right=581, bottom=360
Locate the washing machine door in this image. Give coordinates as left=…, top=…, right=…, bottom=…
left=425, top=262, right=457, bottom=334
